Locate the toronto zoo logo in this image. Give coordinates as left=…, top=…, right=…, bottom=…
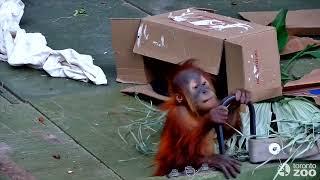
left=278, top=163, right=317, bottom=177
left=278, top=163, right=291, bottom=176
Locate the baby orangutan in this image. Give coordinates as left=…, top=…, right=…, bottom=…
left=154, top=60, right=251, bottom=179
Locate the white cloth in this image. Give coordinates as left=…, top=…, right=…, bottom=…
left=0, top=0, right=107, bottom=85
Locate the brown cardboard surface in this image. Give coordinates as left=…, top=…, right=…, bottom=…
left=145, top=8, right=269, bottom=38
left=239, top=9, right=320, bottom=36
left=284, top=69, right=320, bottom=89
left=281, top=36, right=320, bottom=55
left=111, top=8, right=282, bottom=102
left=133, top=15, right=224, bottom=74
left=133, top=8, right=273, bottom=75
left=283, top=88, right=320, bottom=106
left=283, top=69, right=320, bottom=105
left=121, top=84, right=169, bottom=101
left=225, top=29, right=282, bottom=101
left=111, top=18, right=148, bottom=84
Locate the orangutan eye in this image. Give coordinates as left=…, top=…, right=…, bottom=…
left=193, top=85, right=198, bottom=89
left=202, top=81, right=206, bottom=86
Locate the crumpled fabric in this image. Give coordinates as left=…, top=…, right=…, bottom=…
left=0, top=0, right=107, bottom=85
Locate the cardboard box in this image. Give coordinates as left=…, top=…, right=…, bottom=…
left=239, top=9, right=320, bottom=36
left=111, top=8, right=282, bottom=102
left=283, top=69, right=320, bottom=105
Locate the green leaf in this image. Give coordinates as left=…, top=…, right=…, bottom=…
left=302, top=50, right=320, bottom=58
left=271, top=9, right=289, bottom=52
left=280, top=44, right=317, bottom=83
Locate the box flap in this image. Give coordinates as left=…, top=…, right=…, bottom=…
left=281, top=36, right=320, bottom=55
left=283, top=87, right=320, bottom=106
left=146, top=8, right=270, bottom=38
left=284, top=69, right=320, bottom=90
left=121, top=84, right=169, bottom=101
left=111, top=18, right=148, bottom=84
left=239, top=9, right=320, bottom=35
left=133, top=8, right=272, bottom=75
left=225, top=29, right=282, bottom=102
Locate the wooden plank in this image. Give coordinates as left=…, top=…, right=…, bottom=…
left=0, top=96, right=121, bottom=180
